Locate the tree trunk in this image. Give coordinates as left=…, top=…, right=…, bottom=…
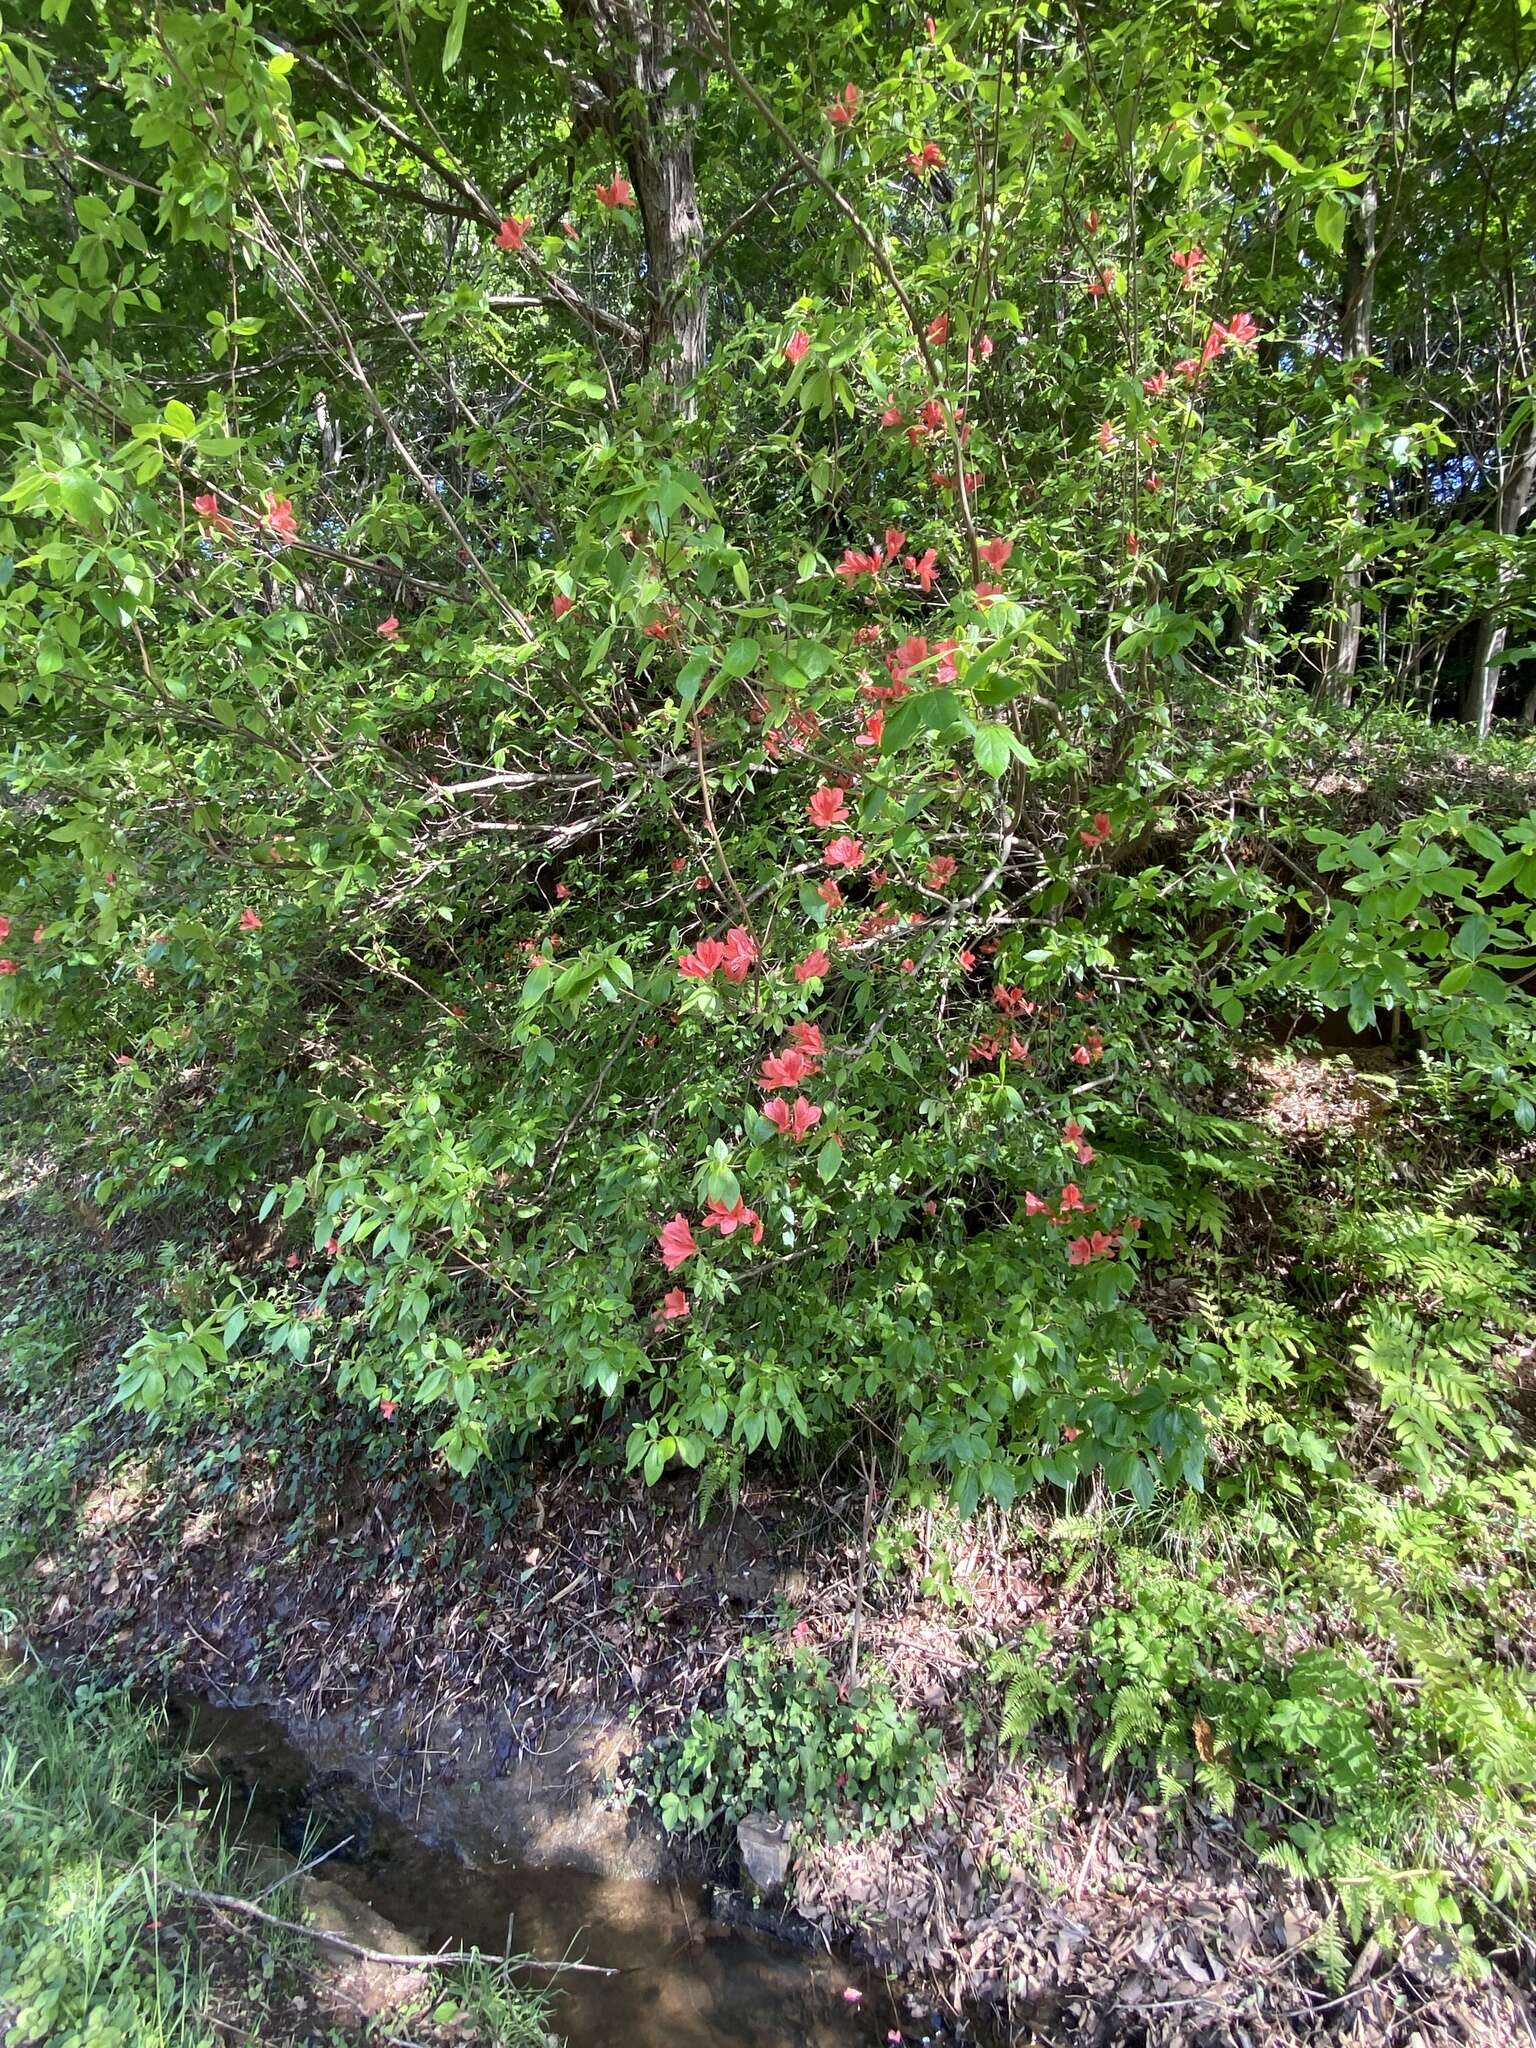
left=1321, top=173, right=1379, bottom=705
left=565, top=0, right=706, bottom=395
left=1461, top=418, right=1536, bottom=737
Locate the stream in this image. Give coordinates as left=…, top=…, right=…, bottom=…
left=178, top=1700, right=911, bottom=2048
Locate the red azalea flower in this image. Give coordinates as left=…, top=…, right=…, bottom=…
left=1174, top=356, right=1200, bottom=382
left=1058, top=1183, right=1094, bottom=1214
left=1085, top=206, right=1102, bottom=234
left=377, top=614, right=399, bottom=638
left=900, top=957, right=917, bottom=974
left=551, top=591, right=575, bottom=619
left=595, top=174, right=634, bottom=208
left=719, top=926, right=759, bottom=984
left=1079, top=812, right=1113, bottom=848
left=1224, top=310, right=1258, bottom=346
left=958, top=949, right=975, bottom=970
left=1142, top=370, right=1168, bottom=397
left=262, top=492, right=298, bottom=543
left=817, top=878, right=844, bottom=908
left=926, top=311, right=950, bottom=345
left=1086, top=266, right=1115, bottom=298
left=761, top=1045, right=817, bottom=1088
left=906, top=141, right=946, bottom=176
left=495, top=215, right=532, bottom=252
left=883, top=526, right=907, bottom=561
left=700, top=1197, right=764, bottom=1244
left=904, top=548, right=939, bottom=592
left=1170, top=245, right=1205, bottom=285
left=659, top=1213, right=698, bottom=1270
left=835, top=546, right=882, bottom=581
left=1125, top=531, right=1139, bottom=556
left=880, top=405, right=903, bottom=428
left=808, top=785, right=850, bottom=828
left=855, top=709, right=883, bottom=749
left=926, top=855, right=957, bottom=888
left=379, top=1398, right=398, bottom=1419
left=823, top=835, right=865, bottom=870
left=977, top=333, right=994, bottom=358
left=192, top=491, right=232, bottom=536
left=789, top=1022, right=825, bottom=1054
left=678, top=935, right=728, bottom=980
left=238, top=906, right=262, bottom=931
left=764, top=1093, right=823, bottom=1140
left=974, top=580, right=1004, bottom=605
left=795, top=948, right=831, bottom=983
left=1097, top=420, right=1117, bottom=452
left=977, top=536, right=1012, bottom=571
left=0, top=959, right=16, bottom=976
left=785, top=328, right=812, bottom=365
left=658, top=1287, right=690, bottom=1320
left=1200, top=322, right=1227, bottom=368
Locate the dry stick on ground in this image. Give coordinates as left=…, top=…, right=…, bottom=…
left=164, top=1881, right=618, bottom=1977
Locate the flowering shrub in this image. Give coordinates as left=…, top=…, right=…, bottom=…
left=1, top=1, right=1532, bottom=1505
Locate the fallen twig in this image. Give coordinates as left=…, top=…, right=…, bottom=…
left=163, top=1881, right=618, bottom=1977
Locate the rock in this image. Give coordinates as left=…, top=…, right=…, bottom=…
left=737, top=1810, right=794, bottom=1896
left=297, top=1875, right=427, bottom=2019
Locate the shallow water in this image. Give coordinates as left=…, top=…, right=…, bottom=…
left=178, top=1700, right=903, bottom=2048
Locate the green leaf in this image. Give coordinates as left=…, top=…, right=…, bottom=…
left=970, top=721, right=1017, bottom=777
left=1315, top=192, right=1347, bottom=255
left=816, top=1138, right=842, bottom=1182
left=442, top=0, right=468, bottom=72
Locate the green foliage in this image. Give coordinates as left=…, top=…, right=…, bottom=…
left=646, top=1637, right=942, bottom=1838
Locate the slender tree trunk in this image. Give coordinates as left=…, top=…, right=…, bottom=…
left=1321, top=174, right=1379, bottom=704
left=1461, top=419, right=1536, bottom=737
left=566, top=0, right=706, bottom=395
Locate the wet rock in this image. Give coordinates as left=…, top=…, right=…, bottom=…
left=736, top=1810, right=793, bottom=1896
left=705, top=1883, right=822, bottom=1952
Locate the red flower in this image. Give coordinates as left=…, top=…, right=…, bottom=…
left=262, top=492, right=298, bottom=544
left=977, top=334, right=994, bottom=359
left=1141, top=370, right=1168, bottom=398
left=789, top=1022, right=824, bottom=1054
left=903, top=548, right=939, bottom=592
left=1097, top=420, right=1117, bottom=452
left=325, top=1237, right=339, bottom=1256
left=1085, top=206, right=1102, bottom=234
left=238, top=906, right=262, bottom=931
left=700, top=1197, right=764, bottom=1244
left=795, top=948, right=831, bottom=983
left=919, top=398, right=946, bottom=431
left=826, top=84, right=859, bottom=124
left=817, top=878, right=844, bottom=908
left=0, top=917, right=8, bottom=941
left=883, top=526, right=907, bottom=561
left=808, top=785, right=849, bottom=828
left=1068, top=1230, right=1119, bottom=1265
left=379, top=1398, right=398, bottom=1420
left=823, top=835, right=865, bottom=870
left=958, top=949, right=975, bottom=970
left=659, top=1213, right=698, bottom=1270
left=551, top=591, right=575, bottom=619
left=1086, top=266, right=1115, bottom=297
left=977, top=537, right=1012, bottom=572
left=880, top=406, right=903, bottom=428
left=720, top=927, right=759, bottom=983
left=835, top=546, right=882, bottom=582
left=1058, top=1183, right=1093, bottom=1214
left=900, top=957, right=917, bottom=974
left=1125, top=531, right=1139, bottom=556
left=495, top=215, right=532, bottom=252
left=925, top=311, right=951, bottom=345
left=1170, top=245, right=1205, bottom=285
left=0, top=959, right=16, bottom=976
left=595, top=174, right=634, bottom=208
left=678, top=936, right=728, bottom=979
left=643, top=605, right=680, bottom=641
left=658, top=1287, right=690, bottom=1320
left=1079, top=812, right=1113, bottom=848
left=1062, top=1119, right=1085, bottom=1144
left=855, top=709, right=884, bottom=749
left=926, top=855, right=956, bottom=888
left=761, top=1045, right=817, bottom=1088
left=784, top=328, right=812, bottom=366
left=1224, top=310, right=1258, bottom=346
left=1024, top=1191, right=1052, bottom=1217
left=1200, top=322, right=1227, bottom=368
left=906, top=141, right=946, bottom=176
left=192, top=491, right=232, bottom=535
left=377, top=614, right=399, bottom=638
left=764, top=1093, right=823, bottom=1140
left=854, top=624, right=883, bottom=647
left=974, top=581, right=1004, bottom=606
